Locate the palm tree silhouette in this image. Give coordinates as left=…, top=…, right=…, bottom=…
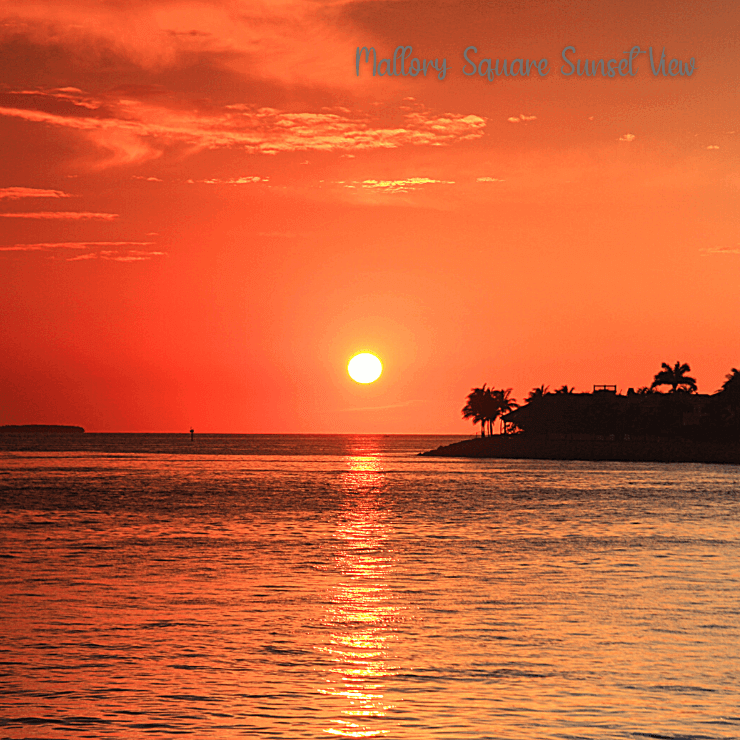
left=719, top=368, right=740, bottom=397
left=650, top=361, right=697, bottom=393
left=493, top=388, right=518, bottom=433
left=463, top=386, right=518, bottom=436
left=480, top=388, right=501, bottom=437
left=554, top=385, right=574, bottom=394
left=526, top=385, right=549, bottom=403
left=462, top=385, right=490, bottom=437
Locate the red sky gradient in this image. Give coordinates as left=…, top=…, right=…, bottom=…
left=0, top=0, right=737, bottom=433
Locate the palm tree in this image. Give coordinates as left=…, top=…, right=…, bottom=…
left=719, top=368, right=740, bottom=397
left=714, top=368, right=740, bottom=437
left=493, top=388, right=518, bottom=434
left=480, top=388, right=502, bottom=437
left=462, top=385, right=489, bottom=437
left=554, top=385, right=574, bottom=394
left=526, top=385, right=549, bottom=403
left=650, top=361, right=697, bottom=393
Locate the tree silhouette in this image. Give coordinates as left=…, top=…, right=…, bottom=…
left=527, top=385, right=549, bottom=403
left=651, top=361, right=697, bottom=393
left=493, top=388, right=518, bottom=433
left=714, top=368, right=740, bottom=438
left=719, top=368, right=740, bottom=397
left=554, top=385, right=574, bottom=394
left=480, top=388, right=501, bottom=437
left=462, top=385, right=489, bottom=437
left=463, top=386, right=518, bottom=436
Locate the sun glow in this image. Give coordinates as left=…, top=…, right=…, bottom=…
left=348, top=353, right=382, bottom=384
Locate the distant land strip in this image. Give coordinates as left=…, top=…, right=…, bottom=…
left=0, top=425, right=85, bottom=434
left=421, top=436, right=740, bottom=465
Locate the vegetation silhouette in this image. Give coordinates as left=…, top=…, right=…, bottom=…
left=436, top=361, right=740, bottom=462
left=527, top=385, right=549, bottom=403
left=651, top=361, right=697, bottom=393
left=462, top=385, right=489, bottom=437
left=495, top=388, right=518, bottom=434
left=462, top=385, right=518, bottom=436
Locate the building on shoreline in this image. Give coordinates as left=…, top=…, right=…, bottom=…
left=502, top=388, right=735, bottom=442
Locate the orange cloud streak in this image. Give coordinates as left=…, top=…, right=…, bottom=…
left=0, top=95, right=486, bottom=167
left=0, top=211, right=119, bottom=220
left=0, top=187, right=72, bottom=200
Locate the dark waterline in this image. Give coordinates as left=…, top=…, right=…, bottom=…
left=0, top=432, right=469, bottom=456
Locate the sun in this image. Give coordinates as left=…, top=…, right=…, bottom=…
left=348, top=353, right=382, bottom=384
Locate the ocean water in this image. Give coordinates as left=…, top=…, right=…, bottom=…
left=1, top=433, right=739, bottom=739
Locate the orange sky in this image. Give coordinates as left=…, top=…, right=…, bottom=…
left=0, top=0, right=737, bottom=433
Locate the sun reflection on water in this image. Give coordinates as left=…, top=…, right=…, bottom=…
left=317, top=449, right=403, bottom=737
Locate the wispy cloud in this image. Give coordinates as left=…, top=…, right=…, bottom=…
left=618, top=133, right=636, bottom=142
left=0, top=0, right=360, bottom=89
left=0, top=92, right=487, bottom=167
left=507, top=114, right=537, bottom=123
left=98, top=250, right=167, bottom=262
left=0, top=211, right=118, bottom=220
left=7, top=87, right=102, bottom=110
left=187, top=176, right=266, bottom=184
left=0, top=187, right=72, bottom=200
left=0, top=241, right=154, bottom=252
left=3, top=243, right=166, bottom=261
left=66, top=250, right=166, bottom=262
left=66, top=253, right=98, bottom=261
left=476, top=176, right=504, bottom=183
left=339, top=177, right=455, bottom=194
left=700, top=246, right=739, bottom=256
left=1, top=242, right=161, bottom=264
left=0, top=245, right=48, bottom=252
left=706, top=145, right=720, bottom=150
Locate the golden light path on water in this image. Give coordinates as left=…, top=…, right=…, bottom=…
left=317, top=449, right=401, bottom=737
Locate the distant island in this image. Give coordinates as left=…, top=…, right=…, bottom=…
left=423, top=362, right=740, bottom=464
left=0, top=425, right=85, bottom=434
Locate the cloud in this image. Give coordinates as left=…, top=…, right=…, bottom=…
left=66, top=250, right=167, bottom=262
left=0, top=92, right=487, bottom=167
left=0, top=187, right=72, bottom=200
left=339, top=177, right=455, bottom=194
left=0, top=0, right=358, bottom=83
left=0, top=0, right=380, bottom=100
left=187, top=176, right=266, bottom=184
left=618, top=133, right=636, bottom=142
left=476, top=176, right=504, bottom=183
left=0, top=211, right=119, bottom=220
left=507, top=114, right=537, bottom=123
left=0, top=245, right=48, bottom=252
left=98, top=250, right=167, bottom=262
left=700, top=246, right=739, bottom=255
left=66, top=253, right=98, bottom=261
left=1, top=241, right=158, bottom=258
left=706, top=145, right=720, bottom=150
left=133, top=175, right=163, bottom=182
left=2, top=241, right=154, bottom=251
left=7, top=87, right=102, bottom=110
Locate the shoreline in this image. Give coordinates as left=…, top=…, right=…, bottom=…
left=420, top=435, right=740, bottom=464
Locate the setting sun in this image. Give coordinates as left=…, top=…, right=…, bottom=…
left=348, top=353, right=382, bottom=384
